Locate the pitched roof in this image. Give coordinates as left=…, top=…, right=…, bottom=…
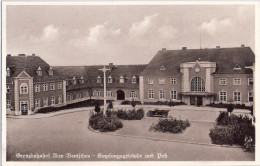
left=140, top=47, right=255, bottom=76
left=6, top=55, right=66, bottom=83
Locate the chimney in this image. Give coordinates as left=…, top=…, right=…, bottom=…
left=182, top=47, right=187, bottom=50
left=18, top=54, right=25, bottom=56
left=7, top=54, right=11, bottom=57
left=241, top=44, right=245, bottom=48
left=216, top=46, right=220, bottom=49
left=162, top=48, right=166, bottom=51
left=32, top=53, right=35, bottom=56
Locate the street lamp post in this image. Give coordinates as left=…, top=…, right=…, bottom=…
left=99, top=66, right=110, bottom=115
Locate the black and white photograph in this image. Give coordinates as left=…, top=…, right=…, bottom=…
left=1, top=1, right=259, bottom=165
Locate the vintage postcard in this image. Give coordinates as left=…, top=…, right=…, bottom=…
left=1, top=1, right=259, bottom=166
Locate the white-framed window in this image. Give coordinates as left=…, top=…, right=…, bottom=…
left=67, top=94, right=73, bottom=101
left=96, top=91, right=101, bottom=97
left=76, top=92, right=81, bottom=98
left=148, top=90, right=154, bottom=99
left=43, top=97, right=48, bottom=107
left=148, top=78, right=154, bottom=84
left=119, top=76, right=124, bottom=83
left=80, top=76, right=85, bottom=84
left=83, top=91, right=89, bottom=97
left=219, top=78, right=227, bottom=85
left=58, top=96, right=62, bottom=104
left=48, top=67, right=53, bottom=75
left=35, top=99, right=40, bottom=108
left=248, top=78, right=253, bottom=86
left=159, top=90, right=165, bottom=99
left=170, top=78, right=177, bottom=85
left=7, top=85, right=10, bottom=93
left=219, top=91, right=227, bottom=102
left=248, top=92, right=253, bottom=102
left=36, top=67, right=42, bottom=76
left=6, top=100, right=11, bottom=109
left=107, top=91, right=112, bottom=97
left=6, top=67, right=10, bottom=77
left=35, top=85, right=40, bottom=92
left=58, top=82, right=62, bottom=89
left=20, top=83, right=28, bottom=94
left=73, top=79, right=77, bottom=85
left=51, top=96, right=55, bottom=105
left=170, top=90, right=177, bottom=100
left=190, top=77, right=205, bottom=92
left=130, top=91, right=137, bottom=98
left=43, top=84, right=48, bottom=91
left=108, top=76, right=113, bottom=83
left=233, top=78, right=241, bottom=85
left=97, top=76, right=101, bottom=83
left=132, top=76, right=137, bottom=84
left=159, top=78, right=165, bottom=84
left=50, top=83, right=55, bottom=90
left=233, top=91, right=241, bottom=102
left=233, top=64, right=241, bottom=70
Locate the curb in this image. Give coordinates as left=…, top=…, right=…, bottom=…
left=87, top=125, right=242, bottom=149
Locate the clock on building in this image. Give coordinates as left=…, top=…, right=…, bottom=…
left=195, top=68, right=200, bottom=72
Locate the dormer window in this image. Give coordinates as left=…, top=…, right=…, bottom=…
left=233, top=64, right=242, bottom=70
left=36, top=66, right=42, bottom=76
left=80, top=76, right=85, bottom=84
left=160, top=65, right=166, bottom=71
left=132, top=76, right=137, bottom=84
left=48, top=67, right=53, bottom=76
left=97, top=76, right=102, bottom=83
left=73, top=76, right=77, bottom=85
left=6, top=67, right=10, bottom=77
left=120, top=75, right=124, bottom=83
left=108, top=75, right=113, bottom=83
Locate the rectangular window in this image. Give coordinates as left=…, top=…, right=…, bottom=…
left=148, top=90, right=154, bottom=99
left=50, top=83, right=55, bottom=90
left=97, top=78, right=101, bottom=83
left=35, top=99, right=40, bottom=108
left=130, top=91, right=137, bottom=98
left=108, top=78, right=113, bottom=83
left=219, top=78, right=227, bottom=85
left=233, top=92, right=241, bottom=102
left=119, top=76, right=124, bottom=83
left=219, top=91, right=227, bottom=102
left=51, top=96, right=55, bottom=105
left=96, top=91, right=101, bottom=97
left=159, top=78, right=165, bottom=84
left=107, top=91, right=112, bottom=97
left=43, top=97, right=48, bottom=107
left=170, top=78, right=177, bottom=85
left=58, top=96, right=62, bottom=104
left=58, top=82, right=62, bottom=89
left=67, top=94, right=72, bottom=101
left=248, top=78, right=253, bottom=86
left=35, top=85, right=40, bottom=92
left=20, top=84, right=28, bottom=94
left=148, top=78, right=154, bottom=84
left=248, top=92, right=253, bottom=102
left=7, top=85, right=10, bottom=93
left=83, top=91, right=89, bottom=97
left=6, top=100, right=11, bottom=109
left=132, top=77, right=137, bottom=84
left=43, top=84, right=48, bottom=91
left=233, top=78, right=241, bottom=85
left=159, top=90, right=165, bottom=99
left=170, top=90, right=177, bottom=100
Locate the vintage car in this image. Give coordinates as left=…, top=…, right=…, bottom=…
left=146, top=108, right=170, bottom=118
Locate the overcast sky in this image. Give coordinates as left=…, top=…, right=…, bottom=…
left=6, top=5, right=255, bottom=66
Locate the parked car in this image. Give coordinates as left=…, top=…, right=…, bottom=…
left=146, top=109, right=170, bottom=118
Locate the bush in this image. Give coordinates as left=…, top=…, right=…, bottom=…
left=209, top=126, right=234, bottom=145
left=106, top=108, right=144, bottom=120
left=89, top=113, right=123, bottom=132
left=206, top=102, right=251, bottom=110
left=150, top=118, right=190, bottom=134
left=131, top=99, right=137, bottom=108
left=121, top=100, right=142, bottom=105
left=216, top=111, right=229, bottom=125
left=107, top=101, right=113, bottom=110
left=94, top=102, right=101, bottom=113
left=144, top=101, right=185, bottom=106
left=168, top=100, right=175, bottom=107
left=227, top=104, right=234, bottom=113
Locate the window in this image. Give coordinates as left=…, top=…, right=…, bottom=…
left=80, top=76, right=85, bottom=84
left=132, top=76, right=137, bottom=84
left=20, top=83, right=28, bottom=94
left=219, top=91, right=227, bottom=102
left=36, top=67, right=42, bottom=76
left=159, top=90, right=165, bottom=99
left=67, top=94, right=73, bottom=101
left=159, top=78, right=165, bottom=84
left=6, top=67, right=10, bottom=77
left=233, top=91, right=241, bottom=102
left=43, top=97, right=48, bottom=107
left=35, top=99, right=40, bottom=108
left=6, top=100, right=11, bottom=109
left=108, top=76, right=113, bottom=83
left=43, top=84, right=48, bottom=91
left=96, top=91, right=101, bottom=97
left=50, top=83, right=55, bottom=90
left=148, top=78, right=154, bottom=84
left=58, top=96, right=62, bottom=104
left=190, top=77, right=205, bottom=92
left=83, top=91, right=89, bottom=97
left=248, top=92, right=253, bottom=102
left=73, top=80, right=77, bottom=85
left=51, top=96, right=55, bottom=105
left=107, top=91, right=112, bottom=97
left=35, top=85, right=40, bottom=92
left=233, top=64, right=241, bottom=70
left=219, top=78, right=227, bottom=85
left=7, top=85, right=10, bottom=93
left=76, top=92, right=81, bottom=98
left=119, top=76, right=124, bottom=83
left=58, top=82, right=62, bottom=89
left=130, top=91, right=137, bottom=98
left=97, top=76, right=101, bottom=83
left=170, top=78, right=177, bottom=85
left=170, top=90, right=177, bottom=100
left=48, top=67, right=53, bottom=75
left=148, top=90, right=154, bottom=99
left=233, top=78, right=241, bottom=85
left=248, top=78, right=253, bottom=86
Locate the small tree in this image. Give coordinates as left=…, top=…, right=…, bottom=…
left=131, top=98, right=136, bottom=108
left=227, top=104, right=234, bottom=115
left=107, top=101, right=113, bottom=110
left=94, top=102, right=101, bottom=113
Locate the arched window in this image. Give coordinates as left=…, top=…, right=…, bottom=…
left=190, top=77, right=205, bottom=92
left=20, top=83, right=28, bottom=94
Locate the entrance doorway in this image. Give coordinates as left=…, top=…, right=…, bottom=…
left=190, top=96, right=203, bottom=106
left=190, top=96, right=196, bottom=105
left=21, top=101, right=28, bottom=115
left=197, top=96, right=203, bottom=106
left=117, top=90, right=125, bottom=100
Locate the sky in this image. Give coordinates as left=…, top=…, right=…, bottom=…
left=6, top=5, right=255, bottom=66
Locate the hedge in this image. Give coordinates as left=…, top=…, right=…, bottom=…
left=106, top=108, right=144, bottom=120
left=143, top=101, right=185, bottom=107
